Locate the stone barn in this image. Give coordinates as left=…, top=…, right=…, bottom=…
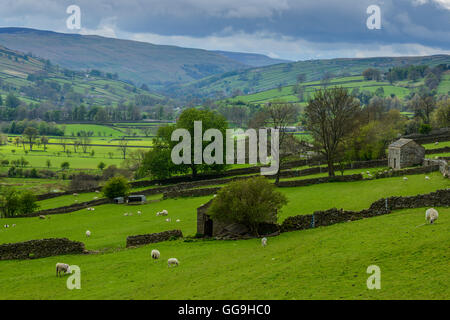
left=196, top=199, right=280, bottom=239
left=388, top=138, right=425, bottom=170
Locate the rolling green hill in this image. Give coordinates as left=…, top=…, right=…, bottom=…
left=180, top=55, right=450, bottom=98
left=0, top=28, right=246, bottom=88
left=0, top=45, right=166, bottom=106
left=225, top=75, right=413, bottom=105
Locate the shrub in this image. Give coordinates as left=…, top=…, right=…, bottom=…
left=1, top=159, right=9, bottom=166
left=101, top=165, right=132, bottom=180
left=419, top=123, right=432, bottom=135
left=0, top=189, right=40, bottom=218
left=102, top=176, right=130, bottom=199
left=38, top=169, right=56, bottom=179
left=207, top=177, right=288, bottom=235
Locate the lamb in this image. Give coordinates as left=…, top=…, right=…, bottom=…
left=86, top=230, right=91, bottom=237
left=168, top=258, right=179, bottom=267
left=151, top=249, right=160, bottom=260
left=56, top=263, right=71, bottom=277
left=261, top=237, right=267, bottom=247
left=425, top=208, right=439, bottom=224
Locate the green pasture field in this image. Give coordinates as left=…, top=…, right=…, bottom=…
left=0, top=178, right=69, bottom=194
left=437, top=72, right=450, bottom=95
left=422, top=141, right=450, bottom=150
left=0, top=205, right=448, bottom=299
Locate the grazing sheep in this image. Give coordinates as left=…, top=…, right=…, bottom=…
left=165, top=218, right=171, bottom=222
left=425, top=208, right=439, bottom=224
left=168, top=258, right=179, bottom=267
left=73, top=193, right=79, bottom=196
left=4, top=224, right=9, bottom=228
left=56, top=263, right=71, bottom=277
left=86, top=230, right=91, bottom=237
left=434, top=142, right=439, bottom=145
left=12, top=224, right=16, bottom=227
left=124, top=212, right=128, bottom=216
left=95, top=190, right=100, bottom=193
left=425, top=176, right=430, bottom=180
left=261, top=237, right=267, bottom=247
left=137, top=210, right=142, bottom=215
left=176, top=219, right=180, bottom=222
left=162, top=209, right=168, bottom=215
left=403, top=177, right=408, bottom=181
left=39, top=215, right=46, bottom=219
left=151, top=249, right=160, bottom=260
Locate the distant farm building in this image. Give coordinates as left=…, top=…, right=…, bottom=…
left=127, top=195, right=146, bottom=205
left=388, top=139, right=425, bottom=170
left=114, top=197, right=125, bottom=204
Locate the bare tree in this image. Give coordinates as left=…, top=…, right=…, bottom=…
left=262, top=100, right=299, bottom=184
left=118, top=138, right=129, bottom=160
left=305, top=87, right=361, bottom=177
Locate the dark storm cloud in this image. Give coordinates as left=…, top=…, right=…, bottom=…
left=0, top=0, right=448, bottom=59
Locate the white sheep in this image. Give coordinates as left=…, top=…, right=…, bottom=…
left=4, top=224, right=9, bottom=228
left=56, top=263, right=71, bottom=277
left=425, top=208, right=439, bottom=224
left=434, top=141, right=439, bottom=145
left=403, top=177, right=408, bottom=181
left=86, top=230, right=91, bottom=237
left=425, top=176, right=430, bottom=180
left=261, top=237, right=267, bottom=247
left=73, top=193, right=79, bottom=196
left=151, top=249, right=160, bottom=261
left=165, top=218, right=171, bottom=222
left=12, top=224, right=16, bottom=227
left=95, top=190, right=100, bottom=193
left=176, top=219, right=180, bottom=222
left=39, top=215, right=46, bottom=219
left=162, top=209, right=168, bottom=216
left=137, top=211, right=142, bottom=215
left=168, top=258, right=179, bottom=267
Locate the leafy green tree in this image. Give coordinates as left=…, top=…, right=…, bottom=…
left=5, top=93, right=21, bottom=108
left=208, top=177, right=287, bottom=235
left=23, top=127, right=39, bottom=151
left=61, top=161, right=70, bottom=170
left=97, top=162, right=106, bottom=171
left=102, top=176, right=130, bottom=199
left=0, top=189, right=39, bottom=218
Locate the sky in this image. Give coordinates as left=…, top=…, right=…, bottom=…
left=0, top=0, right=449, bottom=61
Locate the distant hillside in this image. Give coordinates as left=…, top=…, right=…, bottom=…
left=0, top=28, right=246, bottom=88
left=0, top=45, right=167, bottom=107
left=178, top=55, right=450, bottom=98
left=213, top=51, right=291, bottom=67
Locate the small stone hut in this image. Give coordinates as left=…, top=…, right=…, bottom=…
left=388, top=138, right=425, bottom=170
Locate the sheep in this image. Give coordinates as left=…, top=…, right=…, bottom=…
left=366, top=171, right=370, bottom=174
left=4, top=224, right=9, bottom=228
left=86, top=230, right=91, bottom=237
left=168, top=258, right=179, bottom=267
left=56, top=263, right=71, bottom=277
left=425, top=208, right=439, bottom=224
left=124, top=212, right=129, bottom=216
left=137, top=210, right=142, bottom=215
left=95, top=190, right=100, bottom=193
left=161, top=209, right=168, bottom=216
left=151, top=249, right=160, bottom=261
left=403, top=177, right=408, bottom=181
left=165, top=218, right=171, bottom=222
left=261, top=237, right=267, bottom=247
left=176, top=219, right=180, bottom=223
left=425, top=176, right=430, bottom=180
left=434, top=141, right=439, bottom=145
left=39, top=215, right=46, bottom=219
left=12, top=224, right=16, bottom=228
left=73, top=193, right=79, bottom=197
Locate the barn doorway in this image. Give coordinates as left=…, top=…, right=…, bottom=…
left=204, top=216, right=213, bottom=237
left=394, top=158, right=397, bottom=169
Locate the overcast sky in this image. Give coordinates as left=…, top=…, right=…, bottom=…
left=0, top=0, right=449, bottom=60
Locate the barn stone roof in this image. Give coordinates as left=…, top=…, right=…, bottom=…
left=389, top=138, right=415, bottom=148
